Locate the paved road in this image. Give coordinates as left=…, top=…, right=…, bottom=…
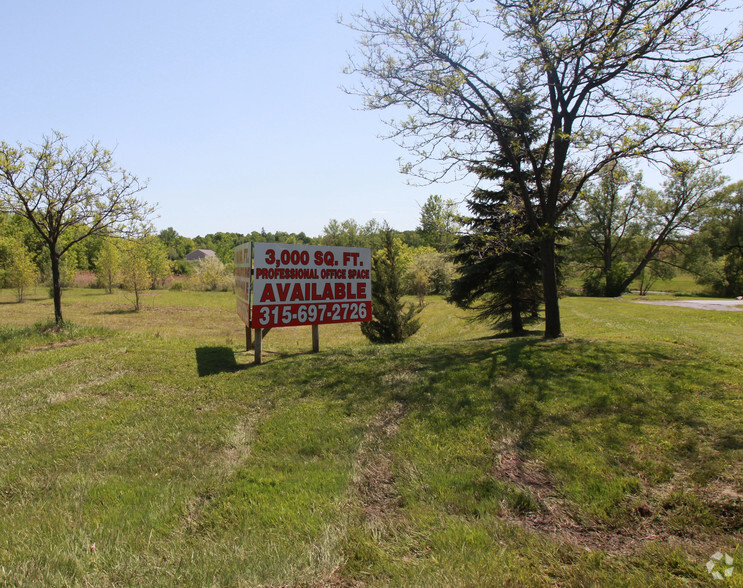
left=632, top=299, right=743, bottom=311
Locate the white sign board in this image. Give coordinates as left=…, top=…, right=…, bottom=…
left=252, top=243, right=372, bottom=328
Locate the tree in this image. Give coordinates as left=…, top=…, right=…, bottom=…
left=407, top=262, right=431, bottom=307
left=404, top=246, right=455, bottom=304
left=449, top=80, right=545, bottom=334
left=686, top=180, right=743, bottom=295
left=119, top=239, right=153, bottom=312
left=635, top=259, right=676, bottom=296
left=418, top=195, right=460, bottom=251
left=450, top=161, right=544, bottom=334
left=450, top=211, right=543, bottom=334
left=0, top=235, right=37, bottom=302
left=145, top=238, right=171, bottom=288
left=320, top=218, right=384, bottom=249
left=345, top=0, right=743, bottom=337
left=572, top=161, right=725, bottom=296
left=361, top=229, right=421, bottom=344
left=568, top=163, right=647, bottom=296
left=0, top=132, right=152, bottom=324
left=94, top=238, right=122, bottom=293
left=614, top=160, right=726, bottom=293
left=192, top=256, right=232, bottom=291
left=158, top=226, right=194, bottom=260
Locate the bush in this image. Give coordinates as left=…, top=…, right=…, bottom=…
left=582, top=263, right=629, bottom=297
left=190, top=257, right=234, bottom=291
left=404, top=249, right=455, bottom=304
left=172, top=259, right=194, bottom=276
left=698, top=254, right=743, bottom=297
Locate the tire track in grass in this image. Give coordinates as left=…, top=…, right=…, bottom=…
left=0, top=345, right=130, bottom=425
left=179, top=409, right=263, bottom=534
left=316, top=401, right=408, bottom=588
left=353, top=401, right=407, bottom=524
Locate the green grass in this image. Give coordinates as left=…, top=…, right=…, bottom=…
left=565, top=269, right=715, bottom=298
left=1, top=287, right=742, bottom=586
left=632, top=271, right=708, bottom=296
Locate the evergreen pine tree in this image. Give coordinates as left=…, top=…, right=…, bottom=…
left=449, top=83, right=546, bottom=334
left=361, top=229, right=421, bottom=344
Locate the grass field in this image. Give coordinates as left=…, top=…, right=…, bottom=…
left=1, top=287, right=742, bottom=586
left=562, top=269, right=714, bottom=298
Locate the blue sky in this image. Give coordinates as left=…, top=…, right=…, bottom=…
left=2, top=0, right=468, bottom=239
left=3, top=1, right=742, bottom=239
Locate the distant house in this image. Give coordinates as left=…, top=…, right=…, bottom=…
left=185, top=249, right=217, bottom=262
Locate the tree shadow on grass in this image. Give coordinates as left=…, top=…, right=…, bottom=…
left=286, top=336, right=729, bottom=454
left=195, top=346, right=247, bottom=377
left=471, top=329, right=543, bottom=341
left=259, top=336, right=741, bottom=547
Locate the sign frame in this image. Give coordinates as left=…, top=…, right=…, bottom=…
left=234, top=242, right=373, bottom=364
left=234, top=242, right=252, bottom=327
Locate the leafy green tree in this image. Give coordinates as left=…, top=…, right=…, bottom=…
left=0, top=132, right=152, bottom=324
left=345, top=0, right=743, bottom=338
left=0, top=235, right=37, bottom=302
left=192, top=256, right=232, bottom=291
left=158, top=227, right=194, bottom=260
left=686, top=180, right=743, bottom=295
left=614, top=160, right=726, bottom=294
left=568, top=163, right=647, bottom=296
left=404, top=247, right=455, bottom=304
left=407, top=263, right=430, bottom=307
left=569, top=161, right=724, bottom=296
left=320, top=218, right=384, bottom=249
left=119, top=239, right=151, bottom=312
left=145, top=238, right=171, bottom=288
left=361, top=229, right=421, bottom=344
left=94, top=238, right=122, bottom=293
left=417, top=195, right=461, bottom=252
left=636, top=259, right=677, bottom=296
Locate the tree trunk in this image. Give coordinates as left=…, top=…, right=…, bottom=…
left=510, top=292, right=524, bottom=335
left=603, top=238, right=613, bottom=295
left=540, top=236, right=562, bottom=338
left=50, top=248, right=64, bottom=325
left=616, top=240, right=664, bottom=294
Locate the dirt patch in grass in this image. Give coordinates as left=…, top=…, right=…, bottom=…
left=27, top=338, right=97, bottom=352
left=493, top=443, right=742, bottom=557
left=354, top=402, right=407, bottom=523
left=46, top=370, right=128, bottom=404
left=494, top=444, right=656, bottom=553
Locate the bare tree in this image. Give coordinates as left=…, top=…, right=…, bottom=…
left=344, top=0, right=743, bottom=337
left=0, top=132, right=153, bottom=324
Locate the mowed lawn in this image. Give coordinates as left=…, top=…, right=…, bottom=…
left=0, top=288, right=741, bottom=586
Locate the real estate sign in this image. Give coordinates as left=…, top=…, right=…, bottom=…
left=251, top=243, right=372, bottom=329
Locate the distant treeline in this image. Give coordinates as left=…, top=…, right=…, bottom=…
left=162, top=218, right=437, bottom=266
